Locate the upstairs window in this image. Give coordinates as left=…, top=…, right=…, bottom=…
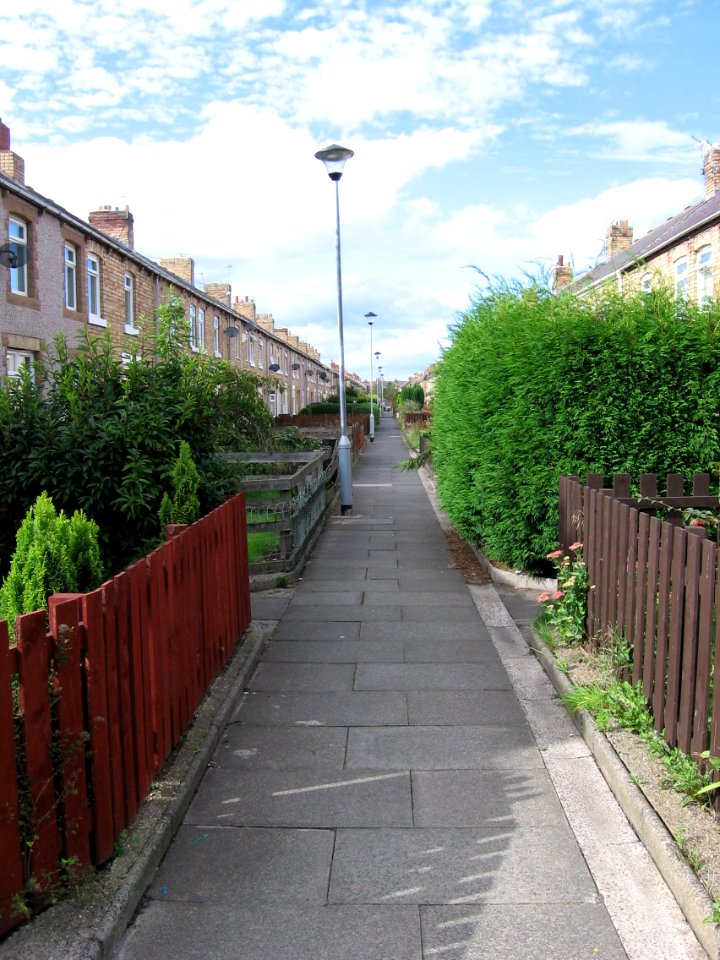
left=124, top=273, right=138, bottom=334
left=213, top=315, right=220, bottom=356
left=640, top=273, right=652, bottom=293
left=64, top=242, right=77, bottom=310
left=197, top=308, right=205, bottom=350
left=8, top=217, right=28, bottom=295
left=87, top=253, right=104, bottom=324
left=674, top=257, right=689, bottom=299
left=189, top=305, right=197, bottom=349
left=697, top=246, right=713, bottom=304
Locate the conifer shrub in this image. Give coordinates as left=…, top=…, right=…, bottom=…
left=432, top=278, right=720, bottom=574
left=0, top=492, right=103, bottom=635
left=159, top=441, right=201, bottom=528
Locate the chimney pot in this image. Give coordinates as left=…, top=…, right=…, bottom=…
left=89, top=205, right=134, bottom=248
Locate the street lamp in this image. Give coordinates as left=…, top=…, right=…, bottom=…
left=378, top=366, right=384, bottom=411
left=365, top=312, right=377, bottom=441
left=374, top=351, right=381, bottom=419
left=315, top=143, right=354, bottom=514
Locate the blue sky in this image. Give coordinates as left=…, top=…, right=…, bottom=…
left=1, top=0, right=718, bottom=380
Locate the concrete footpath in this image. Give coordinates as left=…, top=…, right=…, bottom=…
left=114, top=418, right=707, bottom=960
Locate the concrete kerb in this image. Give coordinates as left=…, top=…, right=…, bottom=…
left=529, top=632, right=720, bottom=960
left=416, top=461, right=719, bottom=958
left=0, top=623, right=268, bottom=960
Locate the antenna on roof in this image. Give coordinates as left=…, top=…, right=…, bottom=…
left=0, top=243, right=27, bottom=269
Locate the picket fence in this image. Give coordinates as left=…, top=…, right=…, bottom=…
left=0, top=492, right=251, bottom=936
left=559, top=473, right=720, bottom=762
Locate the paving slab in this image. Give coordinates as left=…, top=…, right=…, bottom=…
left=360, top=621, right=492, bottom=642
left=147, top=824, right=333, bottom=903
left=215, top=725, right=347, bottom=769
left=263, top=640, right=404, bottom=662
left=248, top=661, right=356, bottom=691
left=411, top=769, right=566, bottom=827
left=328, top=826, right=598, bottom=904
left=186, top=768, right=413, bottom=828
left=117, top=903, right=423, bottom=960
left=346, top=724, right=543, bottom=770
left=402, top=638, right=500, bottom=663
left=288, top=590, right=365, bottom=606
left=272, top=619, right=361, bottom=641
left=420, top=904, right=628, bottom=960
left=283, top=604, right=401, bottom=622
left=406, top=689, right=526, bottom=726
left=250, top=590, right=294, bottom=619
left=362, top=590, right=475, bottom=606
left=354, top=662, right=511, bottom=690
left=232, top=690, right=408, bottom=726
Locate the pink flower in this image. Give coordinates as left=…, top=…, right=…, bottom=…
left=546, top=549, right=563, bottom=559
left=537, top=592, right=550, bottom=604
left=552, top=590, right=565, bottom=601
left=569, top=541, right=583, bottom=551
left=691, top=519, right=706, bottom=527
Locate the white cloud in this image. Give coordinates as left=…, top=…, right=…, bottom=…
left=566, top=119, right=698, bottom=164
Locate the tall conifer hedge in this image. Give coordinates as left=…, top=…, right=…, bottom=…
left=432, top=281, right=720, bottom=573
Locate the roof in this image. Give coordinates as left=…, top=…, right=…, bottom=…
left=573, top=189, right=720, bottom=291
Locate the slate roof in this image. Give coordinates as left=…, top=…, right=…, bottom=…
left=573, top=189, right=720, bottom=291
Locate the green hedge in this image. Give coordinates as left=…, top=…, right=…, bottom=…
left=432, top=280, right=720, bottom=574
left=300, top=402, right=372, bottom=415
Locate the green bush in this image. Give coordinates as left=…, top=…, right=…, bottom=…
left=159, top=441, right=201, bottom=528
left=300, top=402, right=372, bottom=415
left=400, top=383, right=425, bottom=407
left=0, top=492, right=103, bottom=634
left=432, top=278, right=720, bottom=573
left=0, top=296, right=273, bottom=575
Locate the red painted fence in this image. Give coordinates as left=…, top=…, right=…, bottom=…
left=0, top=492, right=251, bottom=935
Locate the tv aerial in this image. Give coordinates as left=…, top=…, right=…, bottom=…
left=0, top=243, right=27, bottom=269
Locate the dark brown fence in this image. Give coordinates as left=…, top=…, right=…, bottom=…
left=0, top=493, right=251, bottom=935
left=402, top=411, right=431, bottom=427
left=559, top=473, right=720, bottom=762
left=274, top=414, right=369, bottom=457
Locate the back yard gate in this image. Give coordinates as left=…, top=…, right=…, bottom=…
left=0, top=492, right=252, bottom=936
left=559, top=472, right=720, bottom=769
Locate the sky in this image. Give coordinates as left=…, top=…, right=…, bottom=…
left=1, top=0, right=718, bottom=381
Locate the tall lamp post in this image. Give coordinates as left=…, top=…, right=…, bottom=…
left=374, top=351, right=381, bottom=419
left=315, top=143, right=354, bottom=514
left=378, top=366, right=384, bottom=411
left=365, top=311, right=377, bottom=441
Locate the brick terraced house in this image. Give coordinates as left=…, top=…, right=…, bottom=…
left=553, top=144, right=720, bottom=302
left=0, top=119, right=362, bottom=413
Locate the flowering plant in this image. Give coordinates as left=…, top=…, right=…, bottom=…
left=538, top=542, right=588, bottom=645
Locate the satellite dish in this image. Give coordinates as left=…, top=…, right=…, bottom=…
left=269, top=362, right=281, bottom=372
left=224, top=325, right=240, bottom=338
left=0, top=243, right=27, bottom=269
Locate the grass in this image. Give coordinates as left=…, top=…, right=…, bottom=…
left=247, top=531, right=279, bottom=564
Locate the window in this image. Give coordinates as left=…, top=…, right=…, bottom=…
left=197, top=308, right=205, bottom=351
left=247, top=334, right=255, bottom=366
left=697, top=246, right=713, bottom=304
left=8, top=217, right=28, bottom=295
left=257, top=336, right=264, bottom=369
left=87, top=254, right=104, bottom=324
left=233, top=329, right=240, bottom=360
left=6, top=349, right=33, bottom=380
left=64, top=242, right=77, bottom=310
left=674, top=257, right=689, bottom=299
left=124, top=273, right=138, bottom=333
left=189, top=305, right=197, bottom=349
left=640, top=273, right=652, bottom=293
left=213, top=316, right=220, bottom=356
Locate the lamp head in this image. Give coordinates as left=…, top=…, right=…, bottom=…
left=315, top=143, right=354, bottom=181
left=364, top=311, right=377, bottom=325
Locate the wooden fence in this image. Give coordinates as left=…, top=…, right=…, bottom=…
left=558, top=473, right=720, bottom=762
left=0, top=492, right=251, bottom=936
left=274, top=414, right=369, bottom=459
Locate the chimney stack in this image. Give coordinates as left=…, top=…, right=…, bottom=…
left=204, top=282, right=232, bottom=306
left=0, top=118, right=25, bottom=185
left=159, top=257, right=195, bottom=285
left=89, top=205, right=134, bottom=248
left=703, top=145, right=720, bottom=198
left=233, top=295, right=257, bottom=322
left=605, top=220, right=633, bottom=258
left=552, top=254, right=573, bottom=291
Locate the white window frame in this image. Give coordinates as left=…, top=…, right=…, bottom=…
left=247, top=334, right=255, bottom=366
left=87, top=253, right=105, bottom=326
left=64, top=242, right=77, bottom=311
left=697, top=246, right=713, bottom=304
left=124, top=273, right=139, bottom=334
left=640, top=273, right=652, bottom=293
left=8, top=217, right=28, bottom=295
left=197, top=308, right=205, bottom=351
left=189, top=304, right=197, bottom=350
left=6, top=349, right=33, bottom=380
left=213, top=315, right=221, bottom=356
left=674, top=256, right=689, bottom=299
left=233, top=328, right=240, bottom=360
